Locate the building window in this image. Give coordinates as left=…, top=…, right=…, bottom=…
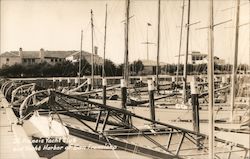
left=6, top=58, right=9, bottom=62
left=55, top=59, right=58, bottom=62
left=23, top=59, right=27, bottom=63
left=51, top=59, right=54, bottom=62
left=32, top=59, right=35, bottom=63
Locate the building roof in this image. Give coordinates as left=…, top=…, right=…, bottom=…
left=66, top=50, right=92, bottom=58
left=0, top=50, right=77, bottom=59
left=66, top=51, right=103, bottom=65
left=45, top=51, right=76, bottom=58
left=22, top=51, right=40, bottom=59
left=0, top=51, right=20, bottom=57
left=175, top=51, right=207, bottom=57
left=141, top=59, right=167, bottom=66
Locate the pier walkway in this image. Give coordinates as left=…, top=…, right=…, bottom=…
left=0, top=92, right=40, bottom=159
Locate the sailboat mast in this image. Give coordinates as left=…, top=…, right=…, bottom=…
left=176, top=0, right=185, bottom=85
left=156, top=0, right=161, bottom=92
left=91, top=9, right=94, bottom=89
left=103, top=4, right=108, bottom=78
left=146, top=24, right=149, bottom=60
left=124, top=0, right=130, bottom=83
left=230, top=0, right=240, bottom=121
left=79, top=30, right=83, bottom=81
left=208, top=0, right=214, bottom=158
left=183, top=0, right=191, bottom=103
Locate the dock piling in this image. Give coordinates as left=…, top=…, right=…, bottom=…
left=139, top=76, right=143, bottom=87
left=121, top=79, right=127, bottom=110
left=87, top=78, right=92, bottom=91
left=74, top=78, right=79, bottom=87
left=52, top=77, right=56, bottom=88
left=59, top=77, right=62, bottom=87
left=67, top=78, right=70, bottom=87
left=152, top=76, right=156, bottom=84
left=190, top=76, right=201, bottom=149
left=102, top=78, right=107, bottom=105
left=148, top=80, right=155, bottom=122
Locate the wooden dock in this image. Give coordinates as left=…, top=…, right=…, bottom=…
left=0, top=93, right=40, bottom=159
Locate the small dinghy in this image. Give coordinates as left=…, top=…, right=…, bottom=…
left=23, top=111, right=69, bottom=159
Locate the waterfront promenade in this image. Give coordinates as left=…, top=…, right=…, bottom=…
left=0, top=92, right=39, bottom=159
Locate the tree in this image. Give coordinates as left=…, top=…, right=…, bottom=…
left=0, top=64, right=24, bottom=77
left=102, top=59, right=117, bottom=76
left=131, top=60, right=144, bottom=74
left=0, top=60, right=81, bottom=77
left=116, top=64, right=124, bottom=76
left=76, top=58, right=91, bottom=76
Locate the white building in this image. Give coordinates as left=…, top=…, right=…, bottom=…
left=0, top=47, right=103, bottom=69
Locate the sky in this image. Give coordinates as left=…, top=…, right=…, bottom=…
left=1, top=0, right=249, bottom=65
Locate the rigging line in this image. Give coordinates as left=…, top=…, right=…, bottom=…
left=82, top=21, right=91, bottom=37
left=51, top=105, right=69, bottom=137
left=93, top=29, right=100, bottom=48
left=108, top=0, right=120, bottom=23
left=54, top=100, right=97, bottom=133
left=135, top=5, right=152, bottom=60
left=94, top=24, right=104, bottom=38
left=133, top=18, right=143, bottom=60
left=135, top=4, right=146, bottom=39
left=134, top=15, right=144, bottom=44
left=104, top=135, right=120, bottom=159
left=131, top=130, right=140, bottom=158
left=226, top=0, right=234, bottom=66
left=176, top=0, right=185, bottom=85
left=114, top=114, right=175, bottom=155
left=167, top=3, right=178, bottom=61
left=221, top=1, right=249, bottom=12
left=55, top=95, right=90, bottom=117
left=162, top=2, right=170, bottom=63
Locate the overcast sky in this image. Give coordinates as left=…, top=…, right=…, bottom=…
left=1, top=0, right=249, bottom=65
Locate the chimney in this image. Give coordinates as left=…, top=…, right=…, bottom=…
left=19, top=47, right=23, bottom=58
left=40, top=48, right=45, bottom=60
left=94, top=46, right=98, bottom=55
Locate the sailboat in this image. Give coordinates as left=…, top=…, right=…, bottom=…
left=0, top=79, right=70, bottom=159
left=23, top=111, right=69, bottom=159
left=92, top=1, right=250, bottom=150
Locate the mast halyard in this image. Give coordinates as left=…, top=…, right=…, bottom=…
left=208, top=0, right=214, bottom=158
left=176, top=0, right=185, bottom=86
left=156, top=0, right=161, bottom=92
left=91, top=9, right=94, bottom=90
left=103, top=4, right=108, bottom=78
left=79, top=30, right=83, bottom=82
left=124, top=0, right=130, bottom=83
left=230, top=0, right=240, bottom=122
left=142, top=23, right=154, bottom=61
left=183, top=0, right=191, bottom=104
